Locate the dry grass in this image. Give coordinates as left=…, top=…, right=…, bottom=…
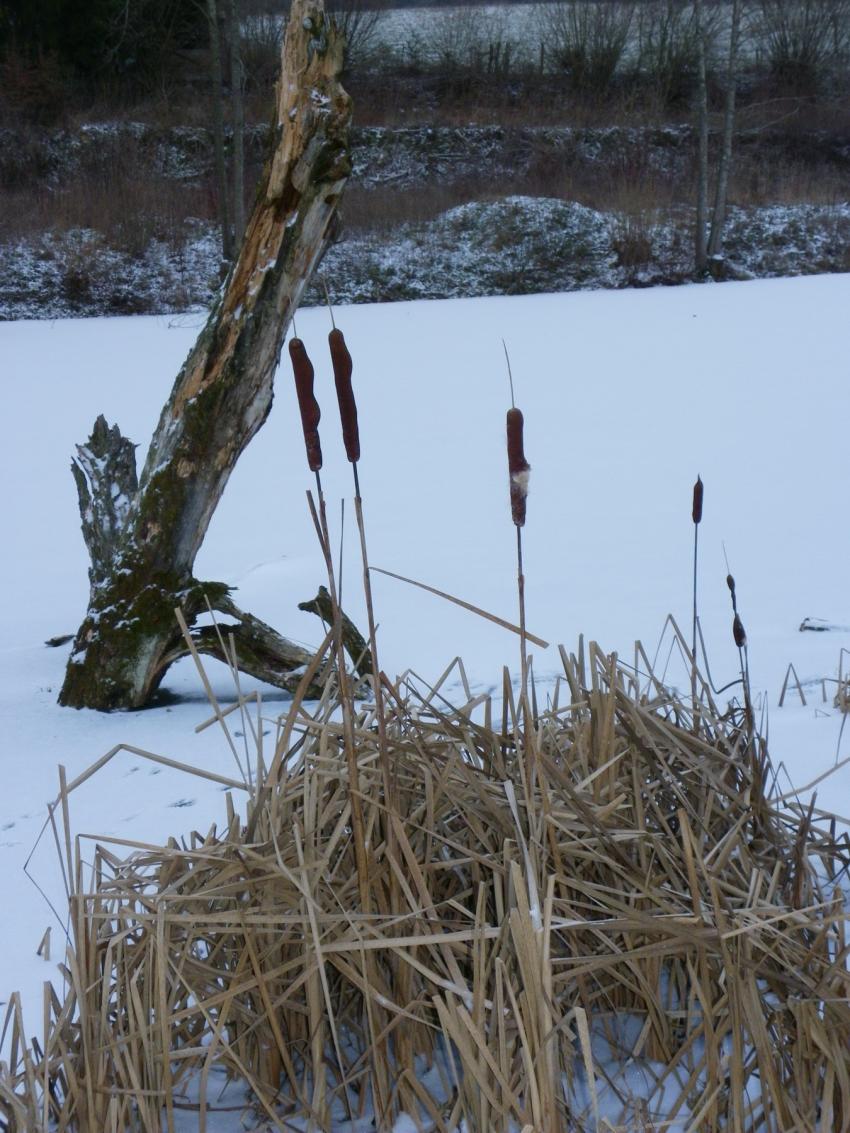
left=0, top=135, right=220, bottom=253
left=2, top=619, right=850, bottom=1131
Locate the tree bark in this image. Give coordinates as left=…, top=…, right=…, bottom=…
left=60, top=0, right=352, bottom=710
left=161, top=589, right=372, bottom=693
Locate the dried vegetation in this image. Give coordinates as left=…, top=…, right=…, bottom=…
left=2, top=624, right=850, bottom=1130
left=2, top=290, right=849, bottom=1133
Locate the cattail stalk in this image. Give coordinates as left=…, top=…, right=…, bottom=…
left=326, top=315, right=401, bottom=1124
left=727, top=571, right=754, bottom=737
left=329, top=327, right=360, bottom=463
left=505, top=389, right=556, bottom=862
left=507, top=407, right=530, bottom=529
left=691, top=475, right=703, bottom=723
left=290, top=337, right=323, bottom=478
left=326, top=323, right=393, bottom=803
left=506, top=404, right=531, bottom=724
left=288, top=335, right=370, bottom=915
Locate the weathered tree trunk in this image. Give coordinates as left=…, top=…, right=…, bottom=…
left=60, top=0, right=352, bottom=710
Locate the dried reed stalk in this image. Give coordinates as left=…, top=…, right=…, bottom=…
left=3, top=637, right=850, bottom=1133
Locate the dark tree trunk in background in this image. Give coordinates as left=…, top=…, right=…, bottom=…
left=60, top=0, right=353, bottom=710
left=228, top=0, right=247, bottom=246
left=207, top=0, right=233, bottom=263
left=693, top=0, right=741, bottom=277
left=707, top=0, right=742, bottom=266
left=694, top=0, right=709, bottom=275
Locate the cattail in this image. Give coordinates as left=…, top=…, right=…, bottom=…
left=733, top=613, right=747, bottom=648
left=692, top=476, right=704, bottom=524
left=289, top=337, right=322, bottom=472
left=690, top=475, right=704, bottom=713
left=726, top=572, right=739, bottom=615
left=328, top=328, right=360, bottom=463
left=506, top=407, right=530, bottom=527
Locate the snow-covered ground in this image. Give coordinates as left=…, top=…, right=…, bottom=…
left=3, top=121, right=846, bottom=319
left=1, top=275, right=848, bottom=1049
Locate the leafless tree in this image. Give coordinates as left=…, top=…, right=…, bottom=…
left=758, top=0, right=850, bottom=88
left=228, top=0, right=247, bottom=244
left=326, top=0, right=388, bottom=68
left=206, top=0, right=233, bottom=261
left=693, top=0, right=743, bottom=274
left=707, top=0, right=743, bottom=263
left=543, top=0, right=636, bottom=94
left=694, top=0, right=709, bottom=273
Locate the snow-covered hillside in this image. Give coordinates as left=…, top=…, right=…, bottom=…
left=2, top=122, right=848, bottom=319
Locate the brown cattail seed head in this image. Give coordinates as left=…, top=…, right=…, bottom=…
left=289, top=338, right=322, bottom=472
left=506, top=407, right=530, bottom=527
left=733, top=613, right=747, bottom=648
left=328, top=328, right=360, bottom=463
left=726, top=573, right=735, bottom=594
left=692, top=476, right=704, bottom=524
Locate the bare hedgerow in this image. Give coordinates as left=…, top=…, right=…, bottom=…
left=756, top=0, right=850, bottom=89
left=407, top=6, right=519, bottom=77
left=611, top=210, right=656, bottom=269
left=240, top=13, right=284, bottom=91
left=634, top=0, right=714, bottom=103
left=326, top=0, right=389, bottom=69
left=542, top=0, right=636, bottom=94
left=241, top=2, right=387, bottom=81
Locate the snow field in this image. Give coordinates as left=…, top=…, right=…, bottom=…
left=1, top=274, right=848, bottom=1042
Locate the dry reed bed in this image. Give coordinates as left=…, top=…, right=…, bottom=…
left=2, top=638, right=850, bottom=1132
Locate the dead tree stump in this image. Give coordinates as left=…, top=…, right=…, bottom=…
left=60, top=0, right=354, bottom=710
